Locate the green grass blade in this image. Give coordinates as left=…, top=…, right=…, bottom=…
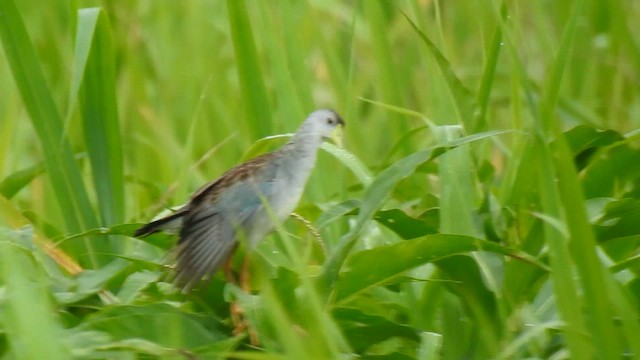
left=321, top=130, right=508, bottom=290
left=227, top=0, right=272, bottom=137
left=363, top=1, right=403, bottom=127
left=76, top=8, right=125, bottom=246
left=1, top=229, right=70, bottom=360
left=0, top=0, right=99, bottom=264
left=471, top=4, right=505, bottom=132
left=321, top=142, right=373, bottom=187
left=536, top=0, right=631, bottom=357
left=334, top=234, right=545, bottom=304
left=534, top=136, right=592, bottom=358
left=3, top=2, right=640, bottom=358
left=402, top=11, right=475, bottom=127
left=256, top=2, right=304, bottom=125
left=0, top=161, right=46, bottom=199
left=320, top=146, right=447, bottom=291
left=435, top=124, right=500, bottom=354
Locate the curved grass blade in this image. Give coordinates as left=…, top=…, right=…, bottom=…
left=242, top=133, right=373, bottom=188
left=320, top=130, right=509, bottom=290
left=401, top=11, right=475, bottom=127
left=0, top=161, right=46, bottom=199
left=333, top=234, right=546, bottom=304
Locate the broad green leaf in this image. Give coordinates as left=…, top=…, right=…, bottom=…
left=116, top=270, right=160, bottom=304
left=81, top=303, right=224, bottom=350
left=342, top=323, right=420, bottom=353
left=563, top=125, right=623, bottom=156
left=321, top=130, right=509, bottom=289
left=434, top=255, right=500, bottom=353
left=334, top=307, right=420, bottom=353
left=581, top=145, right=640, bottom=198
left=417, top=332, right=443, bottom=360
left=0, top=161, right=45, bottom=199
left=594, top=199, right=640, bottom=242
left=496, top=320, right=564, bottom=360
left=0, top=228, right=70, bottom=360
left=373, top=208, right=437, bottom=240
left=333, top=234, right=546, bottom=304
left=55, top=259, right=128, bottom=304
left=502, top=222, right=547, bottom=305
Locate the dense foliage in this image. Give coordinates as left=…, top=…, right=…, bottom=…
left=1, top=1, right=639, bottom=359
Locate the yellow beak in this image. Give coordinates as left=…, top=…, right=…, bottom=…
left=330, top=125, right=344, bottom=148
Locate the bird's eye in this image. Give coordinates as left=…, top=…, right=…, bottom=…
left=327, top=118, right=335, bottom=125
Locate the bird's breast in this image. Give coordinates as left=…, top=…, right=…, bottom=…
left=269, top=155, right=315, bottom=219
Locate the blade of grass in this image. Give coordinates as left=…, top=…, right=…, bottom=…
left=0, top=161, right=46, bottom=199
left=471, top=3, right=505, bottom=133
left=76, top=8, right=125, bottom=256
left=227, top=0, right=272, bottom=138
left=534, top=136, right=592, bottom=358
left=320, top=130, right=508, bottom=291
left=0, top=0, right=99, bottom=265
left=402, top=11, right=475, bottom=128
left=256, top=2, right=304, bottom=125
left=334, top=233, right=546, bottom=304
left=1, top=229, right=70, bottom=360
left=363, top=1, right=403, bottom=133
left=435, top=124, right=500, bottom=355
left=493, top=2, right=607, bottom=356
left=537, top=0, right=631, bottom=357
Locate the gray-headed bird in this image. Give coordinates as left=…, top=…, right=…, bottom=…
left=135, top=109, right=345, bottom=292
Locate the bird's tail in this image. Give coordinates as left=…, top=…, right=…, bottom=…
left=134, top=210, right=187, bottom=237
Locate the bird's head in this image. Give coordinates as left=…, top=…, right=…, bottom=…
left=302, top=109, right=345, bottom=147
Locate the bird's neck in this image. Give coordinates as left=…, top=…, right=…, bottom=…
left=282, top=130, right=323, bottom=157
left=279, top=131, right=323, bottom=174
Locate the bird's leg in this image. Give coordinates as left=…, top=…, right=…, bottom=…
left=225, top=257, right=244, bottom=334
left=226, top=255, right=259, bottom=345
left=223, top=255, right=236, bottom=283
left=233, top=255, right=260, bottom=345
left=240, top=255, right=251, bottom=292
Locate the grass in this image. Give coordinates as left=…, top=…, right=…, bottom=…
left=1, top=0, right=640, bottom=359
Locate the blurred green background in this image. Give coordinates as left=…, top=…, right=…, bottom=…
left=1, top=0, right=640, bottom=359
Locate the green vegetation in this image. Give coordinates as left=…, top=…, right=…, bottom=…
left=1, top=0, right=639, bottom=358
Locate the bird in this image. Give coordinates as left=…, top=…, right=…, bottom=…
left=135, top=109, right=345, bottom=292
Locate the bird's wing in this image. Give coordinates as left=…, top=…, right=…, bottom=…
left=174, top=204, right=236, bottom=291
left=190, top=152, right=277, bottom=205
left=173, top=152, right=279, bottom=291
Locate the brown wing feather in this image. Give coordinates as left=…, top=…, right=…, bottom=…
left=169, top=151, right=277, bottom=290
left=135, top=150, right=278, bottom=291
left=190, top=152, right=276, bottom=206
